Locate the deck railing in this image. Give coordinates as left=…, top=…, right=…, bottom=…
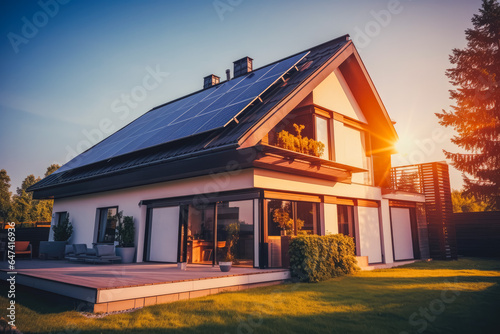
left=390, top=164, right=424, bottom=194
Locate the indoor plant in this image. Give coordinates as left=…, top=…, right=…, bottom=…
left=114, top=211, right=136, bottom=263
left=219, top=222, right=240, bottom=272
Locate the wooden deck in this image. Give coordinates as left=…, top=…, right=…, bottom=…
left=0, top=260, right=290, bottom=313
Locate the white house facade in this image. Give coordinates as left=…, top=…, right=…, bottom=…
left=30, top=35, right=430, bottom=268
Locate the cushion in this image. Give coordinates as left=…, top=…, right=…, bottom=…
left=65, top=245, right=74, bottom=255
left=73, top=244, right=88, bottom=255
left=86, top=248, right=97, bottom=256
left=15, top=241, right=30, bottom=252
left=95, top=245, right=115, bottom=257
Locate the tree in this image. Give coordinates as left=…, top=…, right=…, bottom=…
left=0, top=169, right=12, bottom=223
left=44, top=164, right=60, bottom=178
left=435, top=0, right=500, bottom=210
left=451, top=189, right=489, bottom=212
left=10, top=164, right=61, bottom=223
left=38, top=164, right=61, bottom=222
left=11, top=190, right=33, bottom=222
left=17, top=174, right=41, bottom=197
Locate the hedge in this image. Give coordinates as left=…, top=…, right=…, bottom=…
left=289, top=234, right=359, bottom=282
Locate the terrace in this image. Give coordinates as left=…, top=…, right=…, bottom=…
left=0, top=260, right=289, bottom=313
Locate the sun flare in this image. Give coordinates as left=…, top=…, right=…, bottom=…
left=394, top=136, right=414, bottom=156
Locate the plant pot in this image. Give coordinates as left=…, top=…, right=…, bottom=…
left=219, top=261, right=232, bottom=272
left=39, top=241, right=67, bottom=259
left=177, top=262, right=187, bottom=270
left=116, top=246, right=135, bottom=263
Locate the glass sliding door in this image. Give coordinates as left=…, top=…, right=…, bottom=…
left=186, top=204, right=214, bottom=264
left=296, top=201, right=319, bottom=235
left=266, top=199, right=320, bottom=267
left=337, top=205, right=355, bottom=238
left=216, top=200, right=254, bottom=267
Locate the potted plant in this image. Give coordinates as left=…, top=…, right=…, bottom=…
left=219, top=222, right=240, bottom=272
left=40, top=213, right=73, bottom=259
left=114, top=211, right=136, bottom=263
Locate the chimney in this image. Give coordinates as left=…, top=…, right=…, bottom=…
left=203, top=74, right=220, bottom=89
left=233, top=56, right=253, bottom=78
left=226, top=69, right=231, bottom=81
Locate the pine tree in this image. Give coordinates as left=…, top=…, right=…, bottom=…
left=436, top=0, right=500, bottom=210
left=0, top=169, right=12, bottom=223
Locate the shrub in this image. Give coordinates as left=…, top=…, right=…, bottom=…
left=289, top=234, right=358, bottom=282
left=115, top=211, right=135, bottom=247
left=52, top=213, right=73, bottom=241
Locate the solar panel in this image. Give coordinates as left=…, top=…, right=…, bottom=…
left=56, top=51, right=309, bottom=173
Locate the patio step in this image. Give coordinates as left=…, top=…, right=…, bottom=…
left=355, top=256, right=369, bottom=268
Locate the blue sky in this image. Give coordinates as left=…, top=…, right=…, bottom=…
left=0, top=0, right=482, bottom=192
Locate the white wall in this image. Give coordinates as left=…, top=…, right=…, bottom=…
left=312, top=69, right=367, bottom=122
left=357, top=206, right=383, bottom=263
left=51, top=169, right=254, bottom=262
left=253, top=168, right=381, bottom=200
left=51, top=167, right=398, bottom=266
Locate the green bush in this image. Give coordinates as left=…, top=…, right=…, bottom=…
left=289, top=234, right=359, bottom=282
left=52, top=213, right=73, bottom=241
left=114, top=211, right=135, bottom=247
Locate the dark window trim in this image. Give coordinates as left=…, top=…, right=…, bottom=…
left=55, top=211, right=67, bottom=225
left=95, top=206, right=119, bottom=245
left=142, top=189, right=261, bottom=209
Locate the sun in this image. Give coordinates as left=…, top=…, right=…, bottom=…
left=394, top=135, right=414, bottom=157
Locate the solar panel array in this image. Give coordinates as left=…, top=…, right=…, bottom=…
left=56, top=51, right=309, bottom=173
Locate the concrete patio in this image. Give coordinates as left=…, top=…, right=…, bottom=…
left=0, top=260, right=290, bottom=313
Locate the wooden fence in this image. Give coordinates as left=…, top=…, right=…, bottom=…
left=0, top=227, right=50, bottom=258
left=454, top=211, right=500, bottom=257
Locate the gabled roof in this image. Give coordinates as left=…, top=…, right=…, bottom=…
left=29, top=35, right=397, bottom=199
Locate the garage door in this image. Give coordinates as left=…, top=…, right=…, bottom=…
left=391, top=207, right=414, bottom=261
left=149, top=206, right=180, bottom=262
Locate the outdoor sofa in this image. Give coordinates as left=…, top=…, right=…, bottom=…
left=65, top=244, right=121, bottom=263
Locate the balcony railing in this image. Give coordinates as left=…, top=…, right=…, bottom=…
left=390, top=164, right=424, bottom=194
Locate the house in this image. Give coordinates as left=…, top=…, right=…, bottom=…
left=28, top=35, right=429, bottom=268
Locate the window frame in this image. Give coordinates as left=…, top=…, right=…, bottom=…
left=314, top=114, right=333, bottom=161
left=95, top=206, right=119, bottom=244
left=337, top=204, right=356, bottom=243
left=265, top=199, right=320, bottom=238
left=55, top=211, right=67, bottom=226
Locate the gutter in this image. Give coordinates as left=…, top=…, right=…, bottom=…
left=29, top=142, right=240, bottom=192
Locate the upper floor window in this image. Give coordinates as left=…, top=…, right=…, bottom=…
left=55, top=211, right=68, bottom=226
left=96, top=206, right=118, bottom=244
left=315, top=115, right=331, bottom=160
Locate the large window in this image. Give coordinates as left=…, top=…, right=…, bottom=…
left=315, top=115, right=330, bottom=160
left=217, top=200, right=254, bottom=266
left=337, top=204, right=356, bottom=246
left=185, top=200, right=254, bottom=266
left=96, top=207, right=118, bottom=244
left=266, top=199, right=320, bottom=268
left=267, top=200, right=319, bottom=236
left=186, top=204, right=214, bottom=264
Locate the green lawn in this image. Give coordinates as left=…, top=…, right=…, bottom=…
left=2, top=258, right=500, bottom=334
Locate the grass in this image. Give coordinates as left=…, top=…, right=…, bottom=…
left=2, top=258, right=500, bottom=334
